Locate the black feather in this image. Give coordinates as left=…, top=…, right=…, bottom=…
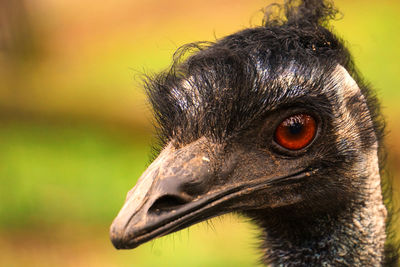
left=143, top=0, right=398, bottom=264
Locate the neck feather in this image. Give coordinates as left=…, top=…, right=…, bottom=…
left=260, top=148, right=387, bottom=266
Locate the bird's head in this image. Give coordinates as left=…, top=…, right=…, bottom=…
left=110, top=0, right=383, bottom=249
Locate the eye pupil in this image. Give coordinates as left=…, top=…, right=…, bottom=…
left=288, top=122, right=303, bottom=135
left=274, top=114, right=317, bottom=150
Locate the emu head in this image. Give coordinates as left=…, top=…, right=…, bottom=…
left=110, top=0, right=385, bottom=253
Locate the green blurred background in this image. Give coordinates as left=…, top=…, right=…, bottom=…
left=0, top=0, right=399, bottom=266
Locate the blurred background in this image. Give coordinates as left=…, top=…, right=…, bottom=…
left=0, top=0, right=399, bottom=266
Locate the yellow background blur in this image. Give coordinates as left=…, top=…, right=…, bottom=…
left=0, top=0, right=399, bottom=266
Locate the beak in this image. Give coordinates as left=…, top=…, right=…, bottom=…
left=110, top=138, right=228, bottom=249
left=110, top=138, right=307, bottom=249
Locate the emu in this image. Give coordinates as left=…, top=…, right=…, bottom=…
left=110, top=0, right=398, bottom=265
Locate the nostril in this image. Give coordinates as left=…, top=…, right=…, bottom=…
left=149, top=195, right=190, bottom=214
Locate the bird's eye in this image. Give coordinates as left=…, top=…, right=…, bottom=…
left=274, top=114, right=317, bottom=150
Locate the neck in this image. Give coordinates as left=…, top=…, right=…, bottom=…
left=258, top=150, right=387, bottom=266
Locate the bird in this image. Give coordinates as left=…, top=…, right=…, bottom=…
left=110, top=0, right=398, bottom=265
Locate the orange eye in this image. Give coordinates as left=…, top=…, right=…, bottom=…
left=274, top=114, right=317, bottom=150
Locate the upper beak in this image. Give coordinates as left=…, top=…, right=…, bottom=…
left=110, top=137, right=307, bottom=249
left=110, top=138, right=231, bottom=249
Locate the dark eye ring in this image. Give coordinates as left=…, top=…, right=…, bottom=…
left=274, top=114, right=317, bottom=150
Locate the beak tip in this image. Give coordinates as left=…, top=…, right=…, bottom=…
left=109, top=222, right=128, bottom=249
left=109, top=222, right=142, bottom=250
left=110, top=231, right=122, bottom=250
